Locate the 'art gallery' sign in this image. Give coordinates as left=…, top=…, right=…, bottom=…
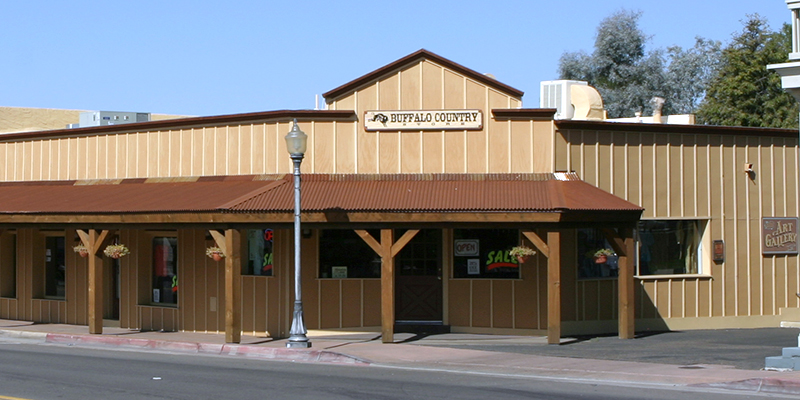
left=762, top=217, right=799, bottom=255
left=365, top=110, right=483, bottom=131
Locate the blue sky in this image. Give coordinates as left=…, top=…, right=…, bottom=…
left=0, top=1, right=791, bottom=116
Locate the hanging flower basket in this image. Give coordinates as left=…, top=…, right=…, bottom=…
left=73, top=245, right=89, bottom=258
left=509, top=245, right=536, bottom=264
left=206, top=246, right=225, bottom=261
left=103, top=244, right=130, bottom=259
left=590, top=248, right=614, bottom=264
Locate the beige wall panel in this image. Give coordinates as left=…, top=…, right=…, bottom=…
left=510, top=121, right=532, bottom=173
left=357, top=127, right=379, bottom=173
left=378, top=132, right=400, bottom=173
left=20, top=142, right=31, bottom=181
left=319, top=280, right=341, bottom=328
left=669, top=280, right=684, bottom=318
left=400, top=64, right=421, bottom=109
left=341, top=280, right=362, bottom=327
left=249, top=125, right=265, bottom=174
left=653, top=134, right=669, bottom=216
left=363, top=279, right=381, bottom=327
left=596, top=280, right=615, bottom=321
left=32, top=141, right=43, bottom=180
left=595, top=132, right=613, bottom=191
left=532, top=121, right=554, bottom=173
left=465, top=80, right=486, bottom=111
left=578, top=280, right=601, bottom=321
left=334, top=122, right=356, bottom=174
left=377, top=73, right=400, bottom=110
left=636, top=281, right=655, bottom=319
left=266, top=276, right=281, bottom=336
left=190, top=128, right=204, bottom=176
left=625, top=136, right=641, bottom=206
left=313, top=121, right=335, bottom=173
left=514, top=268, right=540, bottom=329
left=697, top=279, right=711, bottom=317
left=215, top=128, right=229, bottom=175
left=487, top=118, right=509, bottom=173
left=255, top=277, right=270, bottom=335
left=334, top=94, right=356, bottom=114
left=0, top=144, right=6, bottom=180
left=735, top=220, right=751, bottom=316
left=356, top=85, right=379, bottom=173
left=763, top=258, right=777, bottom=316
left=166, top=130, right=180, bottom=176
left=422, top=61, right=443, bottom=109
left=554, top=131, right=570, bottom=172
left=723, top=221, right=738, bottom=317
left=443, top=70, right=464, bottom=109
left=448, top=280, right=470, bottom=326
left=768, top=139, right=794, bottom=216
left=683, top=136, right=699, bottom=216
left=443, top=132, right=466, bottom=173
left=422, top=131, right=443, bottom=173
left=241, top=276, right=255, bottom=333
left=239, top=125, right=255, bottom=175
left=227, top=126, right=242, bottom=175
left=400, top=132, right=422, bottom=173
left=199, top=128, right=214, bottom=176
left=654, top=280, right=672, bottom=318
left=471, top=280, right=491, bottom=327
left=466, top=129, right=487, bottom=173
left=559, top=230, right=577, bottom=321
left=267, top=123, right=284, bottom=174
left=491, top=280, right=513, bottom=328
left=639, top=133, right=656, bottom=217
left=669, top=135, right=685, bottom=216
left=299, top=234, right=319, bottom=330
left=610, top=132, right=627, bottom=196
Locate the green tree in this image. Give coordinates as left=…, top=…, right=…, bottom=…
left=696, top=15, right=798, bottom=128
left=559, top=10, right=720, bottom=118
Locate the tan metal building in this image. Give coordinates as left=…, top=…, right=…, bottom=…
left=0, top=50, right=796, bottom=343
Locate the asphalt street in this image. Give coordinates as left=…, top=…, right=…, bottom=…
left=0, top=341, right=785, bottom=400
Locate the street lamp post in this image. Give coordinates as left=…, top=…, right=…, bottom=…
left=285, top=119, right=311, bottom=349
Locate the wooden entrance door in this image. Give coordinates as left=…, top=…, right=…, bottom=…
left=395, top=229, right=442, bottom=322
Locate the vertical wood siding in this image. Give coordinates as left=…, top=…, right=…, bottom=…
left=556, top=127, right=800, bottom=326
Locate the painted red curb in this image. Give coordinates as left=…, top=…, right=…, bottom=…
left=692, top=378, right=800, bottom=395
left=44, top=333, right=370, bottom=365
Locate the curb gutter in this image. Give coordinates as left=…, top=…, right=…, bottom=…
left=43, top=333, right=371, bottom=366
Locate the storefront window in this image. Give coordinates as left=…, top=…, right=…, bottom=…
left=244, top=229, right=274, bottom=276
left=45, top=236, right=66, bottom=298
left=152, top=237, right=178, bottom=305
left=637, top=220, right=700, bottom=275
left=577, top=228, right=617, bottom=279
left=453, top=229, right=520, bottom=279
left=319, top=229, right=381, bottom=279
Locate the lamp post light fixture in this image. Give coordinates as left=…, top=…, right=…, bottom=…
left=285, top=119, right=311, bottom=349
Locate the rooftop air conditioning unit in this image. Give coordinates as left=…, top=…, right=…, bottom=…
left=540, top=80, right=588, bottom=120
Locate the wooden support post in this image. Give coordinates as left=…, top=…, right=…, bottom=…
left=601, top=227, right=636, bottom=339
left=224, top=229, right=242, bottom=343
left=547, top=230, right=561, bottom=345
left=81, top=229, right=110, bottom=335
left=618, top=227, right=636, bottom=339
left=380, top=229, right=394, bottom=343
left=355, top=229, right=418, bottom=344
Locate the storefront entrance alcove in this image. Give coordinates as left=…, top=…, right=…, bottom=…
left=394, top=229, right=444, bottom=332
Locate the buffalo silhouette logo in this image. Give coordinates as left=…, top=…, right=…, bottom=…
left=371, top=113, right=389, bottom=125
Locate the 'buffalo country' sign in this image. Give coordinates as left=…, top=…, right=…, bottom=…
left=365, top=110, right=483, bottom=131
left=762, top=217, right=799, bottom=255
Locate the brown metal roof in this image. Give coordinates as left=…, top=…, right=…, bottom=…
left=0, top=173, right=642, bottom=217
left=230, top=173, right=642, bottom=213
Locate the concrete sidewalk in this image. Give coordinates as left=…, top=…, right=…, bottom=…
left=2, top=319, right=800, bottom=396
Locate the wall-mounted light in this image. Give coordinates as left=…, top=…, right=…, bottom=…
left=744, top=163, right=754, bottom=173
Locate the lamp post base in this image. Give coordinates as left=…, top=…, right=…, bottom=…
left=286, top=300, right=311, bottom=348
